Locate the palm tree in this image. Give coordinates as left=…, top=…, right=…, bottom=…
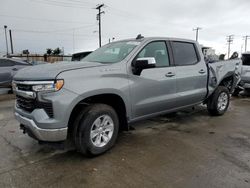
left=46, top=48, right=52, bottom=55
left=53, top=47, right=62, bottom=55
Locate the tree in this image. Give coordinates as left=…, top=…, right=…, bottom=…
left=53, top=47, right=62, bottom=55
left=22, top=49, right=29, bottom=55
left=46, top=48, right=52, bottom=55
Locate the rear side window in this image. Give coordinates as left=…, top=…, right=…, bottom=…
left=172, top=42, right=198, bottom=66
left=242, top=54, right=250, bottom=66
left=0, top=59, right=14, bottom=67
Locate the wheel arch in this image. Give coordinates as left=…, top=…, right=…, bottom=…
left=67, top=92, right=129, bottom=138
left=218, top=72, right=236, bottom=93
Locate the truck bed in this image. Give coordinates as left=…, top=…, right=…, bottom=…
left=208, top=59, right=242, bottom=95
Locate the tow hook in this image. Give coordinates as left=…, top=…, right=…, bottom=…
left=20, top=124, right=26, bottom=134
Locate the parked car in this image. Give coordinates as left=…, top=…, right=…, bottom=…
left=0, top=58, right=32, bottom=90
left=31, top=61, right=47, bottom=66
left=240, top=53, right=250, bottom=92
left=71, top=51, right=92, bottom=61
left=13, top=36, right=241, bottom=156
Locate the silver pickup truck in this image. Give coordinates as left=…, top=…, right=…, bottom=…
left=13, top=36, right=241, bottom=156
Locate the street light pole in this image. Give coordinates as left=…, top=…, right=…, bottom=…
left=4, top=25, right=9, bottom=56
left=9, top=29, right=14, bottom=54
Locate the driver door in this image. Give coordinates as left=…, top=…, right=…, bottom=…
left=129, top=41, right=177, bottom=119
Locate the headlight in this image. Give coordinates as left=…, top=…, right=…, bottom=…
left=32, top=80, right=64, bottom=92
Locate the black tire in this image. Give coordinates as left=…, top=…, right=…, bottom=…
left=207, top=86, right=230, bottom=116
left=73, top=104, right=119, bottom=157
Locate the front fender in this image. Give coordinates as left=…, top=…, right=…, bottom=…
left=69, top=89, right=131, bottom=118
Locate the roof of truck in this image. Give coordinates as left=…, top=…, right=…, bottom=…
left=118, top=36, right=197, bottom=44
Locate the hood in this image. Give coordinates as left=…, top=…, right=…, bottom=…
left=14, top=61, right=105, bottom=81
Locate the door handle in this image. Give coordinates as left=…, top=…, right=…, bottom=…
left=199, top=69, right=206, bottom=74
left=165, top=72, right=175, bottom=77
left=12, top=68, right=18, bottom=71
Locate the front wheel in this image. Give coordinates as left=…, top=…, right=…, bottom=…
left=73, top=104, right=119, bottom=157
left=207, top=86, right=230, bottom=116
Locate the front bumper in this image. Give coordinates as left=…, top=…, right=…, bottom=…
left=15, top=112, right=68, bottom=142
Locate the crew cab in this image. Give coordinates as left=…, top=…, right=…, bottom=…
left=13, top=36, right=241, bottom=156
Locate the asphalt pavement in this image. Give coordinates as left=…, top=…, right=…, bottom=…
left=0, top=94, right=250, bottom=188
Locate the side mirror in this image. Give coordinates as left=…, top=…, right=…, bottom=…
left=132, top=57, right=156, bottom=75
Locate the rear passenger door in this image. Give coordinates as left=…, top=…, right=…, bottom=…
left=171, top=41, right=207, bottom=107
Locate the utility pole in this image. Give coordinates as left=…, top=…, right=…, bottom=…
left=73, top=29, right=75, bottom=53
left=4, top=25, right=9, bottom=56
left=193, top=27, right=202, bottom=42
left=96, top=4, right=105, bottom=48
left=9, top=30, right=14, bottom=54
left=108, top=37, right=115, bottom=43
left=227, top=35, right=234, bottom=59
left=243, top=35, right=250, bottom=52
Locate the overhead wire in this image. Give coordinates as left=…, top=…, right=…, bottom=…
left=0, top=14, right=91, bottom=24
left=30, top=0, right=93, bottom=9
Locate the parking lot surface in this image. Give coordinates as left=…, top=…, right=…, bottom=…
left=0, top=94, right=250, bottom=188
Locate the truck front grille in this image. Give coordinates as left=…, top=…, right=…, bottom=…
left=16, top=95, right=54, bottom=118
left=16, top=95, right=35, bottom=112
left=17, top=84, right=32, bottom=91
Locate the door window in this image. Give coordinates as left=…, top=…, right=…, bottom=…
left=0, top=59, right=14, bottom=67
left=172, top=42, right=198, bottom=66
left=137, top=41, right=170, bottom=67
left=242, top=54, right=250, bottom=66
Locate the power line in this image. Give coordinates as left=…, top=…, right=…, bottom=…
left=226, top=35, right=234, bottom=59
left=0, top=14, right=91, bottom=24
left=105, top=5, right=137, bottom=18
left=49, top=0, right=96, bottom=6
left=31, top=0, right=92, bottom=9
left=51, top=24, right=97, bottom=32
left=12, top=28, right=97, bottom=37
left=12, top=24, right=96, bottom=34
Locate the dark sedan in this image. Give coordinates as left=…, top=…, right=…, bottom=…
left=0, top=58, right=32, bottom=89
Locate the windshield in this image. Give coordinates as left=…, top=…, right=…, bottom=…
left=82, top=41, right=140, bottom=64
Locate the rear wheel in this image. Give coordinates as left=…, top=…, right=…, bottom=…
left=207, top=86, right=230, bottom=116
left=73, top=104, right=119, bottom=156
